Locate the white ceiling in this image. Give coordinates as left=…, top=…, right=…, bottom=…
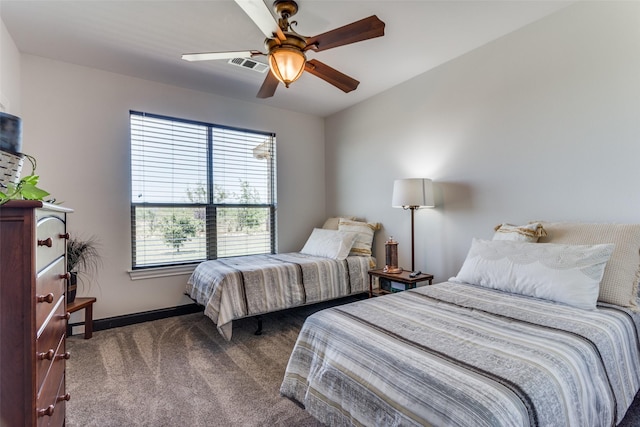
left=1, top=0, right=573, bottom=117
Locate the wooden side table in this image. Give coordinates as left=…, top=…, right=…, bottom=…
left=67, top=297, right=97, bottom=339
left=368, top=269, right=434, bottom=297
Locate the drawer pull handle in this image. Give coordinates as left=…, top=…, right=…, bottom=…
left=38, top=237, right=53, bottom=247
left=62, top=312, right=71, bottom=321
left=37, top=293, right=54, bottom=304
left=37, top=405, right=55, bottom=417
left=55, top=351, right=71, bottom=361
left=59, top=232, right=70, bottom=240
left=37, top=349, right=55, bottom=360
left=57, top=393, right=71, bottom=403
left=60, top=272, right=71, bottom=280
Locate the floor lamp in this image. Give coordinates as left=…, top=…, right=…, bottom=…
left=392, top=178, right=435, bottom=272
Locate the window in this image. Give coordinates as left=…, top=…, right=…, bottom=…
left=130, top=111, right=276, bottom=269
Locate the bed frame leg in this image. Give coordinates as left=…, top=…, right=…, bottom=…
left=255, top=316, right=263, bottom=335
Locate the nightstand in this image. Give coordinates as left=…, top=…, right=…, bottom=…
left=67, top=297, right=97, bottom=339
left=368, top=268, right=434, bottom=297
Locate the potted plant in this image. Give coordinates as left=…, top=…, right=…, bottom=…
left=0, top=153, right=51, bottom=204
left=66, top=236, right=102, bottom=303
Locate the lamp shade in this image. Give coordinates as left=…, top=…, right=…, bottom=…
left=268, top=47, right=306, bottom=88
left=392, top=178, right=435, bottom=208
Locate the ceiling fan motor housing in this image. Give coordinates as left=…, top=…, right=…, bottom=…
left=265, top=32, right=306, bottom=52
left=273, top=0, right=298, bottom=20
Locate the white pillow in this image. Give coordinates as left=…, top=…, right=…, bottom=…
left=300, top=228, right=358, bottom=260
left=338, top=219, right=380, bottom=257
left=450, top=239, right=614, bottom=310
left=493, top=223, right=547, bottom=242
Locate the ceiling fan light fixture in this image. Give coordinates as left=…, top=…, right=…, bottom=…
left=268, top=46, right=306, bottom=88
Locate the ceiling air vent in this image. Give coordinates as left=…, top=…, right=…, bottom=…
left=228, top=58, right=269, bottom=74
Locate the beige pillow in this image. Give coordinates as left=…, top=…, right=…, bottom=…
left=338, top=218, right=381, bottom=257
left=322, top=216, right=357, bottom=230
left=539, top=222, right=640, bottom=309
left=493, top=223, right=547, bottom=242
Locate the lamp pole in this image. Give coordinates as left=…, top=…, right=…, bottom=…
left=409, top=206, right=416, bottom=272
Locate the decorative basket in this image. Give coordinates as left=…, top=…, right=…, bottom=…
left=0, top=149, right=24, bottom=190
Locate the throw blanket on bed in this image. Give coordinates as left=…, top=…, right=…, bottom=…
left=186, top=253, right=372, bottom=340
left=281, top=282, right=640, bottom=427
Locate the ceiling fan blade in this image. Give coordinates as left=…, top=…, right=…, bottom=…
left=257, top=71, right=280, bottom=98
left=235, top=0, right=286, bottom=41
left=182, top=50, right=263, bottom=62
left=305, top=15, right=385, bottom=52
left=304, top=59, right=359, bottom=93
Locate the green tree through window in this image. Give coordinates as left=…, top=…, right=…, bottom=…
left=161, top=211, right=198, bottom=252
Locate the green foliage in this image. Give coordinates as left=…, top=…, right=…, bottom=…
left=0, top=154, right=50, bottom=204
left=213, top=184, right=227, bottom=203
left=145, top=209, right=158, bottom=234
left=187, top=183, right=207, bottom=204
left=186, top=183, right=207, bottom=224
left=213, top=184, right=235, bottom=232
left=161, top=211, right=198, bottom=252
left=67, top=236, right=102, bottom=290
left=237, top=181, right=264, bottom=231
left=183, top=180, right=268, bottom=234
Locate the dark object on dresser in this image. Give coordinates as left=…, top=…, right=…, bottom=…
left=0, top=200, right=72, bottom=426
left=0, top=112, right=22, bottom=153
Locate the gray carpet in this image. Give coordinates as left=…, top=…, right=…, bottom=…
left=65, top=301, right=337, bottom=427
left=67, top=298, right=640, bottom=427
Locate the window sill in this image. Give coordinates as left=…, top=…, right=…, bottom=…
left=128, top=264, right=198, bottom=281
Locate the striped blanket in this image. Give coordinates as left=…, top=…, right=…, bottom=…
left=186, top=253, right=372, bottom=340
left=281, top=282, right=640, bottom=426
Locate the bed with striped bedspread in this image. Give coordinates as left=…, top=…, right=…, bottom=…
left=281, top=281, right=640, bottom=426
left=186, top=253, right=372, bottom=341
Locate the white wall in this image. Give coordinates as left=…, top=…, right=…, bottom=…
left=0, top=18, right=21, bottom=114
left=20, top=55, right=325, bottom=320
left=326, top=1, right=640, bottom=282
left=10, top=0, right=640, bottom=320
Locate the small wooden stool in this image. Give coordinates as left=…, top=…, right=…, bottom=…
left=66, top=297, right=97, bottom=339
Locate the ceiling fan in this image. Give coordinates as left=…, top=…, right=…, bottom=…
left=182, top=0, right=385, bottom=98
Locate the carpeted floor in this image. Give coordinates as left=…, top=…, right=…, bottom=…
left=65, top=301, right=339, bottom=427
left=67, top=297, right=640, bottom=427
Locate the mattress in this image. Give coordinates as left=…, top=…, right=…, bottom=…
left=186, top=253, right=372, bottom=340
left=281, top=281, right=640, bottom=426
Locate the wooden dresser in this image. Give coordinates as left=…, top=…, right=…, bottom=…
left=1, top=201, right=73, bottom=427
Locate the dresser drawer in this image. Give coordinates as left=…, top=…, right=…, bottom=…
left=36, top=257, right=66, bottom=333
left=36, top=299, right=67, bottom=393
left=36, top=354, right=66, bottom=427
left=36, top=214, right=67, bottom=272
left=48, top=374, right=67, bottom=427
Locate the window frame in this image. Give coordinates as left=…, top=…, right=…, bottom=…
left=129, top=110, right=277, bottom=271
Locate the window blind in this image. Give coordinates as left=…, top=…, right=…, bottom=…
left=130, top=111, right=276, bottom=269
